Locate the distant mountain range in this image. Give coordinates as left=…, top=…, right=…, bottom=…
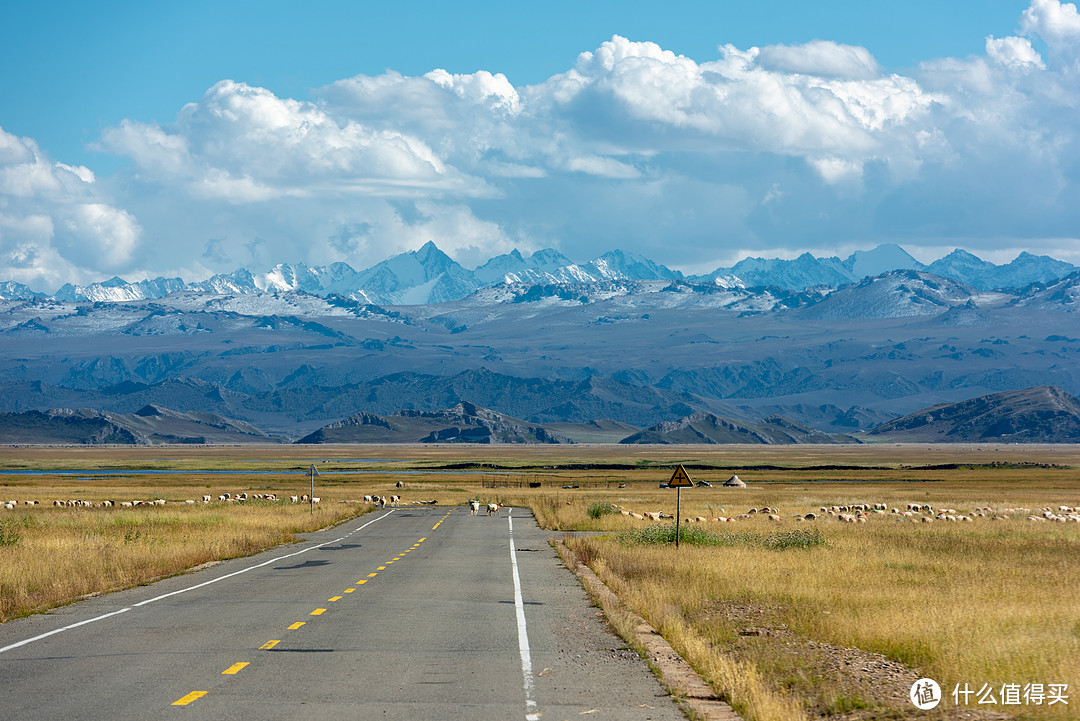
left=618, top=413, right=855, bottom=445
left=0, top=404, right=281, bottom=445
left=295, top=401, right=571, bottom=444
left=867, top=385, right=1080, bottom=443
left=6, top=385, right=1079, bottom=444
left=2, top=243, right=1075, bottom=305
left=1, top=241, right=1079, bottom=442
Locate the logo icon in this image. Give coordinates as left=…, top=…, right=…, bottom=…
left=910, top=678, right=941, bottom=710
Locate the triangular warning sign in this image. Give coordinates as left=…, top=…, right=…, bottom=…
left=668, top=464, right=693, bottom=488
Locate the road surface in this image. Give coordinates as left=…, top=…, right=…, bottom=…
left=0, top=506, right=688, bottom=720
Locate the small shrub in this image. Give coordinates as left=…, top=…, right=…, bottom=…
left=825, top=694, right=870, bottom=714
left=622, top=525, right=828, bottom=550
left=587, top=501, right=619, bottom=519
left=762, top=528, right=828, bottom=550
left=622, top=524, right=734, bottom=547
left=0, top=523, right=21, bottom=547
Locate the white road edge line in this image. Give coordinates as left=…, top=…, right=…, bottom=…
left=0, top=608, right=131, bottom=655
left=508, top=508, right=540, bottom=721
left=0, top=510, right=395, bottom=655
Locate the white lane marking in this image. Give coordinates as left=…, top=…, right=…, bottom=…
left=0, top=511, right=395, bottom=655
left=508, top=508, right=540, bottom=721
left=133, top=510, right=393, bottom=607
left=0, top=608, right=131, bottom=655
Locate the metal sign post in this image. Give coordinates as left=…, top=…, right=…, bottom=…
left=308, top=464, right=320, bottom=515
left=676, top=487, right=682, bottom=548
left=667, top=464, right=693, bottom=548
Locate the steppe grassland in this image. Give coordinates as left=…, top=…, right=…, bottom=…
left=522, top=447, right=1080, bottom=721
left=0, top=445, right=440, bottom=622
left=1, top=443, right=1078, bottom=720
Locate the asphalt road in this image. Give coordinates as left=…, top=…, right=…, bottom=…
left=0, top=506, right=688, bottom=720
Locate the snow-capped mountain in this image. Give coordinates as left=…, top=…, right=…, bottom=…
left=0, top=281, right=43, bottom=301
left=254, top=262, right=365, bottom=298
left=7, top=242, right=1078, bottom=306
left=801, top=270, right=1006, bottom=320
left=54, top=276, right=187, bottom=302
left=581, top=250, right=682, bottom=282
left=842, top=243, right=925, bottom=278
left=473, top=248, right=581, bottom=284
left=353, top=241, right=481, bottom=304
left=697, top=252, right=856, bottom=290
left=696, top=244, right=927, bottom=290
left=928, top=250, right=1077, bottom=291
left=1011, top=271, right=1080, bottom=310
left=189, top=268, right=260, bottom=295
left=694, top=244, right=1076, bottom=292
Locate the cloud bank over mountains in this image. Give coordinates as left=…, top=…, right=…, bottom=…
left=3, top=0, right=1080, bottom=292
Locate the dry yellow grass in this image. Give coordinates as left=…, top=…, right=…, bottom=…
left=0, top=502, right=368, bottom=622
left=555, top=480, right=1080, bottom=720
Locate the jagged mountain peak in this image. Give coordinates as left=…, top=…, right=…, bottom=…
left=0, top=281, right=44, bottom=300
left=7, top=242, right=1078, bottom=308
left=843, top=243, right=925, bottom=279
left=800, top=269, right=995, bottom=320
left=587, top=249, right=682, bottom=281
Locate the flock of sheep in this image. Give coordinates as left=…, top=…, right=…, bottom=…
left=0, top=492, right=458, bottom=512
left=7, top=494, right=1078, bottom=525
left=614, top=502, right=1080, bottom=525
left=1, top=492, right=312, bottom=510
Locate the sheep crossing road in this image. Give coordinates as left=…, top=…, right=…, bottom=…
left=0, top=507, right=686, bottom=721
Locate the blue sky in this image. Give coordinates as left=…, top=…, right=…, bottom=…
left=1, top=0, right=1077, bottom=290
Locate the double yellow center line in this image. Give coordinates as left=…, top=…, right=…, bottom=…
left=171, top=529, right=438, bottom=707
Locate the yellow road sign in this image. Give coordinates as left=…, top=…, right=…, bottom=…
left=668, top=464, right=693, bottom=488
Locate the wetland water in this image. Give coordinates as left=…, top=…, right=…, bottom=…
left=0, top=469, right=479, bottom=478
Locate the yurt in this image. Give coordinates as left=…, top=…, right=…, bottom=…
left=723, top=474, right=747, bottom=487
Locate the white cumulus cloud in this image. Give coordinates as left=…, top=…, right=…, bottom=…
left=1021, top=0, right=1080, bottom=48
left=100, top=80, right=477, bottom=204
left=986, top=35, right=1046, bottom=70
left=757, top=39, right=882, bottom=79
left=0, top=127, right=143, bottom=289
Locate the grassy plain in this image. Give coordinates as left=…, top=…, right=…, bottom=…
left=1, top=443, right=1078, bottom=720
